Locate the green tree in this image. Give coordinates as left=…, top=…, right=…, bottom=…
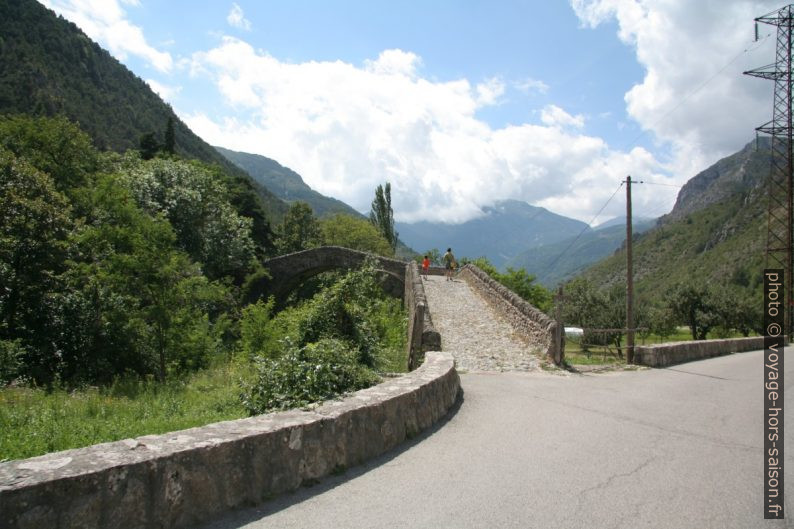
left=58, top=173, right=231, bottom=383
left=275, top=201, right=322, bottom=254
left=119, top=156, right=256, bottom=281
left=0, top=114, right=98, bottom=193
left=665, top=283, right=713, bottom=340
left=369, top=182, right=398, bottom=251
left=0, top=148, right=72, bottom=378
left=321, top=214, right=394, bottom=256
left=139, top=132, right=160, bottom=160
left=648, top=306, right=678, bottom=342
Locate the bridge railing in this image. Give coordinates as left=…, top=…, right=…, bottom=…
left=457, top=264, right=562, bottom=364
left=404, top=261, right=441, bottom=370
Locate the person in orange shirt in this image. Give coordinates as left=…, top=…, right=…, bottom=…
left=421, top=255, right=430, bottom=279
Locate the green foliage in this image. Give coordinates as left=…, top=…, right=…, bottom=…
left=665, top=283, right=712, bottom=340
left=239, top=298, right=278, bottom=359
left=118, top=155, right=257, bottom=281
left=240, top=259, right=407, bottom=414
left=240, top=338, right=379, bottom=414
left=0, top=340, right=25, bottom=385
left=0, top=148, right=72, bottom=366
left=0, top=115, right=252, bottom=385
left=138, top=132, right=160, bottom=160
left=463, top=257, right=552, bottom=312
left=164, top=117, right=175, bottom=155
left=0, top=114, right=98, bottom=193
left=275, top=201, right=322, bottom=254
left=320, top=214, right=394, bottom=256
left=416, top=248, right=441, bottom=266
left=369, top=182, right=398, bottom=252
left=562, top=278, right=626, bottom=352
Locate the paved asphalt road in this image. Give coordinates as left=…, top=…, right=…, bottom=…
left=200, top=350, right=793, bottom=529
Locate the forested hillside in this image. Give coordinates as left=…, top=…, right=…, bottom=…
left=0, top=0, right=287, bottom=221
left=505, top=218, right=656, bottom=287
left=0, top=116, right=265, bottom=385
left=216, top=146, right=362, bottom=218
left=565, top=138, right=768, bottom=341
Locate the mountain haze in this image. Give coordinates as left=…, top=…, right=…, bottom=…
left=396, top=200, right=588, bottom=269
left=506, top=218, right=656, bottom=287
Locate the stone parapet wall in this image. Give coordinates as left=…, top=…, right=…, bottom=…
left=633, top=337, right=764, bottom=367
left=458, top=265, right=560, bottom=362
left=0, top=353, right=460, bottom=529
left=405, top=262, right=442, bottom=369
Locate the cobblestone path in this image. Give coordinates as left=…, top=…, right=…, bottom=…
left=421, top=274, right=544, bottom=372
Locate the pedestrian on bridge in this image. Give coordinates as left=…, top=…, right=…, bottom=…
left=422, top=255, right=430, bottom=279
left=443, top=248, right=456, bottom=281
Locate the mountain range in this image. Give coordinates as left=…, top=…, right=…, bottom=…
left=505, top=217, right=656, bottom=287
left=396, top=200, right=588, bottom=269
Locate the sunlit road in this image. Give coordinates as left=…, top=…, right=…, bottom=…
left=201, top=350, right=793, bottom=529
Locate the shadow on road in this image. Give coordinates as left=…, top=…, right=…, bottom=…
left=198, top=389, right=466, bottom=529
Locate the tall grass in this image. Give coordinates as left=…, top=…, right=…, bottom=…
left=0, top=361, right=252, bottom=462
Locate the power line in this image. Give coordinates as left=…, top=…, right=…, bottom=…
left=541, top=181, right=625, bottom=276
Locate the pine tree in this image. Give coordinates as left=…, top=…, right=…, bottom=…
left=369, top=183, right=398, bottom=252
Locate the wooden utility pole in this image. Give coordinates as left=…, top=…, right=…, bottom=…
left=626, top=176, right=635, bottom=364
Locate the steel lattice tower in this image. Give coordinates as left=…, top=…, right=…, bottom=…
left=745, top=4, right=794, bottom=334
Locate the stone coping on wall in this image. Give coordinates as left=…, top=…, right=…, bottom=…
left=458, top=264, right=561, bottom=363
left=633, top=336, right=764, bottom=367
left=0, top=352, right=460, bottom=529
left=405, top=262, right=441, bottom=369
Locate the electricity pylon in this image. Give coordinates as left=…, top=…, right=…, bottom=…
left=745, top=4, right=794, bottom=335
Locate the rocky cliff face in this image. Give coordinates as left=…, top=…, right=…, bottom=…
left=664, top=137, right=769, bottom=222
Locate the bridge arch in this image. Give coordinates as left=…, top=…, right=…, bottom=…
left=245, top=246, right=407, bottom=306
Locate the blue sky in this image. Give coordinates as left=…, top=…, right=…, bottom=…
left=41, top=0, right=779, bottom=225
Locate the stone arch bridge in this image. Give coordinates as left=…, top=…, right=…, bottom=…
left=245, top=246, right=408, bottom=306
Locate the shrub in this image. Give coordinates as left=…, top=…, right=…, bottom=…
left=240, top=338, right=379, bottom=414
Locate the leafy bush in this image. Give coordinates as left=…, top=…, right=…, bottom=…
left=240, top=258, right=407, bottom=414
left=241, top=338, right=379, bottom=414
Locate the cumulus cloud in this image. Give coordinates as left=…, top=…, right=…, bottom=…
left=41, top=0, right=172, bottom=72
left=570, top=0, right=780, bottom=179
left=227, top=3, right=251, bottom=31
left=186, top=38, right=672, bottom=224
left=540, top=104, right=585, bottom=129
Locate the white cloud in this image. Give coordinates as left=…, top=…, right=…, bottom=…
left=476, top=77, right=506, bottom=106
left=41, top=0, right=172, bottom=72
left=227, top=3, right=251, bottom=31
left=540, top=104, right=585, bottom=129
left=186, top=38, right=670, bottom=224
left=570, top=0, right=780, bottom=179
left=515, top=77, right=549, bottom=95
left=145, top=79, right=181, bottom=101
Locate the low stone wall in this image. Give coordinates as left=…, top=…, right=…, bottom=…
left=0, top=352, right=460, bottom=529
left=633, top=337, right=764, bottom=367
left=405, top=262, right=442, bottom=369
left=458, top=264, right=561, bottom=363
